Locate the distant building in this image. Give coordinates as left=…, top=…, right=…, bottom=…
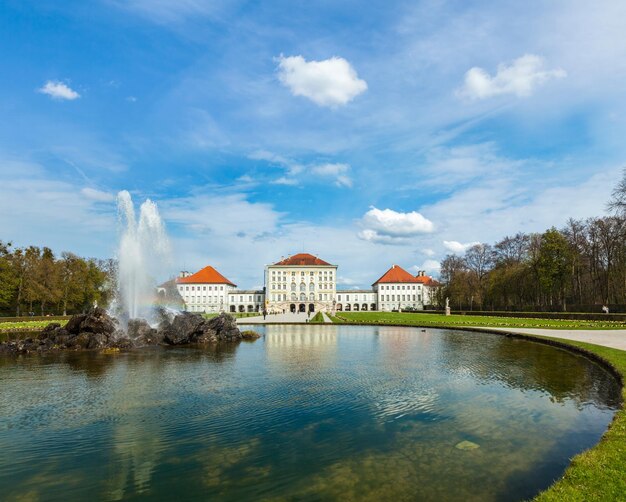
left=174, top=265, right=237, bottom=313
left=370, top=265, right=435, bottom=312
left=265, top=253, right=337, bottom=313
left=161, top=253, right=440, bottom=314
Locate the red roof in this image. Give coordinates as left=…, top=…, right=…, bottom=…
left=414, top=275, right=439, bottom=286
left=373, top=265, right=425, bottom=285
left=273, top=253, right=333, bottom=266
left=176, top=266, right=236, bottom=286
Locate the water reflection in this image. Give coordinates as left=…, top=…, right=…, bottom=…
left=0, top=326, right=620, bottom=502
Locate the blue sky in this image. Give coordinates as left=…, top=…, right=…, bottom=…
left=2, top=0, right=626, bottom=289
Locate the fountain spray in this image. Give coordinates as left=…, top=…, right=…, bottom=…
left=115, top=190, right=171, bottom=323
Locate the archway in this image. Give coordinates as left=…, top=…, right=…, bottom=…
left=362, top=304, right=368, bottom=311
left=247, top=305, right=254, bottom=312
left=370, top=303, right=376, bottom=311
left=336, top=304, right=343, bottom=311
left=345, top=304, right=351, bottom=311
left=290, top=303, right=296, bottom=313
left=230, top=305, right=236, bottom=313
left=308, top=303, right=315, bottom=313
left=299, top=303, right=306, bottom=313
left=353, top=304, right=360, bottom=311
left=238, top=305, right=245, bottom=312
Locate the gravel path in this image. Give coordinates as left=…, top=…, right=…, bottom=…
left=486, top=327, right=626, bottom=351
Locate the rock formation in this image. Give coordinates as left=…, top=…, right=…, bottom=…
left=0, top=308, right=248, bottom=354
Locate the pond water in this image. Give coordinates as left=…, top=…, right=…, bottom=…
left=0, top=325, right=620, bottom=501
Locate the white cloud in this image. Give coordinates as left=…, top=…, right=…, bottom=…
left=81, top=187, right=116, bottom=202
left=358, top=207, right=434, bottom=244
left=38, top=81, right=80, bottom=101
left=272, top=176, right=299, bottom=186
left=421, top=248, right=436, bottom=257
left=443, top=240, right=480, bottom=254
left=276, top=55, right=367, bottom=108
left=0, top=162, right=115, bottom=255
left=251, top=151, right=352, bottom=187
left=411, top=260, right=441, bottom=274
left=107, top=0, right=229, bottom=24
left=311, top=163, right=353, bottom=188
left=421, top=259, right=441, bottom=273
left=457, top=54, right=566, bottom=100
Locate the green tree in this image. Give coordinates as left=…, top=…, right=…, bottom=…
left=536, top=228, right=573, bottom=309
left=0, top=241, right=17, bottom=310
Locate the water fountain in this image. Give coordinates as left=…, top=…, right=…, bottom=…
left=0, top=191, right=250, bottom=353
left=115, top=190, right=171, bottom=323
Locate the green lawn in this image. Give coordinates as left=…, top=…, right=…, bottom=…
left=332, top=311, right=626, bottom=330
left=329, top=311, right=626, bottom=500
left=309, top=312, right=325, bottom=323
left=0, top=319, right=68, bottom=332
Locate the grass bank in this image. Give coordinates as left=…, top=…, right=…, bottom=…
left=330, top=311, right=626, bottom=500
left=331, top=311, right=626, bottom=330
left=0, top=319, right=68, bottom=332
left=309, top=312, right=325, bottom=323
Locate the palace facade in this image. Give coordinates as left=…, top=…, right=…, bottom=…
left=166, top=253, right=440, bottom=314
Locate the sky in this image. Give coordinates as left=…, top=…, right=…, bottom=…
left=1, top=0, right=626, bottom=290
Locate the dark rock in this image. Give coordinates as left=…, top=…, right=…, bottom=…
left=87, top=333, right=109, bottom=349
left=195, top=328, right=218, bottom=343
left=68, top=333, right=91, bottom=349
left=241, top=330, right=261, bottom=340
left=161, top=312, right=206, bottom=345
left=41, top=323, right=61, bottom=335
left=1, top=310, right=243, bottom=354
left=128, top=319, right=162, bottom=346
left=65, top=314, right=87, bottom=335
left=80, top=307, right=117, bottom=335
left=50, top=328, right=70, bottom=343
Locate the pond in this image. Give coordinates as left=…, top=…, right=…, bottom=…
left=0, top=325, right=620, bottom=501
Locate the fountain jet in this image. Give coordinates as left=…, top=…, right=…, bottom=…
left=116, top=190, right=170, bottom=323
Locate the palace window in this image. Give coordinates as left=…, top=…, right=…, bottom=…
left=300, top=282, right=306, bottom=291
left=309, top=283, right=314, bottom=291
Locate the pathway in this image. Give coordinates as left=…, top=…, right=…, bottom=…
left=237, top=312, right=315, bottom=324
left=486, top=327, right=626, bottom=351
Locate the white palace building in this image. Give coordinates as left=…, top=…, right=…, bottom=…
left=167, top=253, right=440, bottom=314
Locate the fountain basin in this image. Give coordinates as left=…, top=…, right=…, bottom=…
left=0, top=325, right=620, bottom=501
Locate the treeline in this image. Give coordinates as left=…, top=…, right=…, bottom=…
left=440, top=170, right=626, bottom=312
left=0, top=241, right=115, bottom=316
